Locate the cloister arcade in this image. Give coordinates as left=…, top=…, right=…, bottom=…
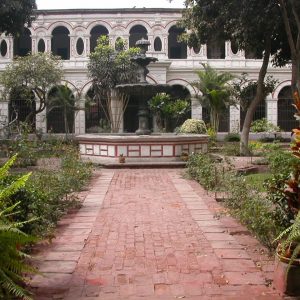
left=0, top=8, right=295, bottom=134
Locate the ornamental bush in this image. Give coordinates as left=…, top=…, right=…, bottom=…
left=250, top=118, right=280, bottom=133
left=179, top=119, right=207, bottom=134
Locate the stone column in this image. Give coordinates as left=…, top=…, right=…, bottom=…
left=35, top=100, right=47, bottom=134
left=7, top=35, right=14, bottom=59
left=230, top=105, right=240, bottom=132
left=191, top=97, right=202, bottom=120
left=110, top=90, right=124, bottom=133
left=0, top=101, right=9, bottom=127
left=44, top=35, right=52, bottom=53
left=266, top=94, right=278, bottom=126
left=225, top=41, right=232, bottom=59
left=74, top=97, right=86, bottom=134
left=69, top=35, right=76, bottom=60
left=31, top=35, right=38, bottom=54
left=84, top=34, right=91, bottom=57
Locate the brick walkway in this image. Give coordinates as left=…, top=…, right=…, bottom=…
left=30, top=169, right=282, bottom=299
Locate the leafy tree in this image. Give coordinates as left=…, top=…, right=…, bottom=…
left=277, top=0, right=300, bottom=94
left=0, top=52, right=63, bottom=125
left=88, top=36, right=140, bottom=132
left=0, top=0, right=36, bottom=36
left=149, top=93, right=190, bottom=131
left=47, top=85, right=79, bottom=137
left=180, top=0, right=290, bottom=155
left=192, top=64, right=236, bottom=132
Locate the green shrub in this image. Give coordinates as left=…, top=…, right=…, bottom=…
left=186, top=153, right=216, bottom=190
left=265, top=147, right=297, bottom=177
left=224, top=133, right=240, bottom=142
left=224, top=174, right=283, bottom=249
left=250, top=118, right=280, bottom=133
left=179, top=119, right=207, bottom=134
left=3, top=143, right=93, bottom=237
left=0, top=156, right=37, bottom=300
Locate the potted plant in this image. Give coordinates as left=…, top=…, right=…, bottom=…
left=118, top=154, right=125, bottom=163
left=273, top=90, right=300, bottom=296
left=273, top=211, right=300, bottom=296
left=180, top=151, right=189, bottom=162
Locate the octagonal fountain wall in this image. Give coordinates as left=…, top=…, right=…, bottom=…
left=77, top=134, right=208, bottom=164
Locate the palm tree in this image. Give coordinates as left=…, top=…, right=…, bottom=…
left=47, top=85, right=78, bottom=138
left=192, top=64, right=236, bottom=132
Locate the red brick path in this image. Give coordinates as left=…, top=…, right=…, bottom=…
left=30, top=169, right=282, bottom=299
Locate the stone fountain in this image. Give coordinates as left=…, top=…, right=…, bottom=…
left=116, top=38, right=170, bottom=135
left=77, top=39, right=208, bottom=165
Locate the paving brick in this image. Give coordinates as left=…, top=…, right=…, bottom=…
left=29, top=169, right=282, bottom=300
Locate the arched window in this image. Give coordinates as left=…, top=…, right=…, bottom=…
left=85, top=86, right=109, bottom=133
left=278, top=86, right=298, bottom=131
left=76, top=38, right=84, bottom=55
left=51, top=26, right=70, bottom=60
left=154, top=37, right=162, bottom=52
left=129, top=25, right=148, bottom=48
left=168, top=26, right=187, bottom=59
left=14, top=28, right=32, bottom=57
left=47, top=85, right=75, bottom=133
left=240, top=85, right=266, bottom=130
left=202, top=107, right=230, bottom=132
left=0, top=40, right=8, bottom=57
left=90, top=25, right=109, bottom=53
left=207, top=39, right=225, bottom=59
left=37, top=39, right=45, bottom=53
left=9, top=87, right=36, bottom=131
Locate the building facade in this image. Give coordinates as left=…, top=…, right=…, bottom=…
left=0, top=8, right=295, bottom=134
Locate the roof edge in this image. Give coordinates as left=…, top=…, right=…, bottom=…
left=35, top=8, right=184, bottom=15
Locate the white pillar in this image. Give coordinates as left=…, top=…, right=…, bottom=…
left=35, top=100, right=47, bottom=134
left=0, top=101, right=9, bottom=128
left=230, top=105, right=240, bottom=132
left=74, top=97, right=86, bottom=134
left=44, top=35, right=52, bottom=53
left=191, top=97, right=202, bottom=120
left=266, top=94, right=278, bottom=126
left=111, top=90, right=124, bottom=133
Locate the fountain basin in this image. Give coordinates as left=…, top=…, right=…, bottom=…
left=77, top=134, right=208, bottom=164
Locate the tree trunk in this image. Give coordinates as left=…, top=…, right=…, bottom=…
left=210, top=109, right=219, bottom=133
left=240, top=38, right=271, bottom=156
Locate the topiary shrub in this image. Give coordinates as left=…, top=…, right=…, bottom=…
left=179, top=119, right=207, bottom=134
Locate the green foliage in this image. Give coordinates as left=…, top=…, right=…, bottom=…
left=222, top=142, right=240, bottom=156
left=4, top=141, right=93, bottom=237
left=192, top=64, right=236, bottom=132
left=88, top=35, right=140, bottom=90
left=179, top=119, right=207, bottom=134
left=47, top=84, right=78, bottom=136
left=0, top=0, right=36, bottom=36
left=149, top=93, right=191, bottom=131
left=222, top=174, right=283, bottom=249
left=186, top=153, right=216, bottom=190
left=244, top=173, right=271, bottom=192
left=0, top=155, right=36, bottom=300
left=0, top=52, right=63, bottom=117
left=233, top=74, right=278, bottom=111
left=224, top=133, right=240, bottom=142
left=250, top=118, right=280, bottom=133
left=274, top=211, right=300, bottom=265
left=88, top=36, right=140, bottom=131
left=187, top=152, right=283, bottom=249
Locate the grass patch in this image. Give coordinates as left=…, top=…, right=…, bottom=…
left=244, top=172, right=272, bottom=192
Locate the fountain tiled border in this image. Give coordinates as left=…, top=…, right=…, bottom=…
left=77, top=134, right=208, bottom=163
